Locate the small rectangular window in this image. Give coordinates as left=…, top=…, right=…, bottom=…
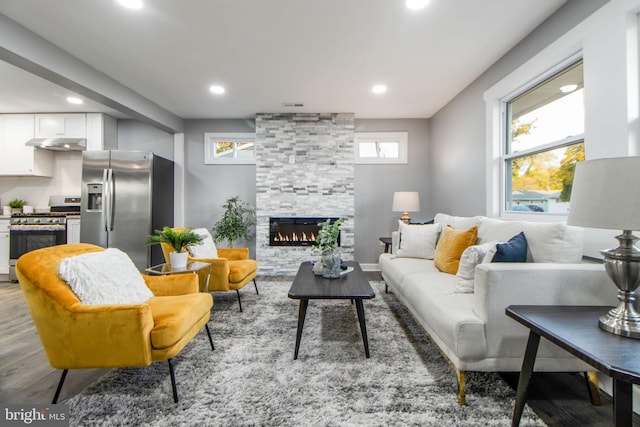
left=354, top=132, right=408, bottom=164
left=204, top=133, right=256, bottom=164
left=503, top=60, right=584, bottom=214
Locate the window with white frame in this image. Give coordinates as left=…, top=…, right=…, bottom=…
left=503, top=60, right=584, bottom=215
left=204, top=132, right=256, bottom=164
left=354, top=132, right=408, bottom=164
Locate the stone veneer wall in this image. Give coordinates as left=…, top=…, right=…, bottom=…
left=255, top=113, right=355, bottom=275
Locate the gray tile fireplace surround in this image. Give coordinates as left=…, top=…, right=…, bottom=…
left=255, top=113, right=355, bottom=275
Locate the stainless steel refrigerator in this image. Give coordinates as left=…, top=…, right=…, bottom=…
left=80, top=150, right=174, bottom=270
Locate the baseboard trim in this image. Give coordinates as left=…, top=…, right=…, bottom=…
left=360, top=263, right=379, bottom=272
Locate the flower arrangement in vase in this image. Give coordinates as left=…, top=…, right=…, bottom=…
left=313, top=218, right=344, bottom=279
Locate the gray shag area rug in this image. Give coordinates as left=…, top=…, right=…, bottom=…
left=68, top=279, right=543, bottom=426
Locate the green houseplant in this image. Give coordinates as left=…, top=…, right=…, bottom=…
left=145, top=226, right=203, bottom=268
left=8, top=198, right=26, bottom=214
left=314, top=218, right=344, bottom=279
left=212, top=196, right=256, bottom=247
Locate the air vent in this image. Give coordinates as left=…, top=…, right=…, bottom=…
left=282, top=102, right=304, bottom=107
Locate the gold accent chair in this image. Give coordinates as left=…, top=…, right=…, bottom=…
left=16, top=243, right=214, bottom=404
left=160, top=228, right=258, bottom=312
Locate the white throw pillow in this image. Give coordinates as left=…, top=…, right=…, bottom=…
left=395, top=221, right=441, bottom=259
left=58, top=248, right=153, bottom=305
left=187, top=228, right=218, bottom=259
left=455, top=241, right=497, bottom=293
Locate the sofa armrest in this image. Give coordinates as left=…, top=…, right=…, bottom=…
left=472, top=263, right=617, bottom=359
left=143, top=274, right=199, bottom=296
left=45, top=302, right=155, bottom=369
left=473, top=263, right=616, bottom=325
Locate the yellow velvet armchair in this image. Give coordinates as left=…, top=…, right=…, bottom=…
left=160, top=228, right=258, bottom=312
left=16, top=243, right=214, bottom=404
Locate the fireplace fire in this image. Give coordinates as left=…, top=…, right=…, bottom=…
left=269, top=217, right=340, bottom=247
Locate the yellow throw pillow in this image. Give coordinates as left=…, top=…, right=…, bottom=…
left=434, top=225, right=479, bottom=274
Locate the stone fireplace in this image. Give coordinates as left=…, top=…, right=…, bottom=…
left=255, top=113, right=355, bottom=275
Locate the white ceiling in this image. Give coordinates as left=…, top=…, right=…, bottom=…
left=0, top=0, right=567, bottom=121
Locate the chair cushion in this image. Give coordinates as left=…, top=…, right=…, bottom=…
left=147, top=293, right=213, bottom=349
left=228, top=259, right=258, bottom=283
left=58, top=248, right=153, bottom=305
left=187, top=228, right=218, bottom=259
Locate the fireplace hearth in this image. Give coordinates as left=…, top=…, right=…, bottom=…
left=269, top=217, right=340, bottom=247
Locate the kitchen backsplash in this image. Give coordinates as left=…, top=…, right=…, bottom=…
left=0, top=151, right=82, bottom=209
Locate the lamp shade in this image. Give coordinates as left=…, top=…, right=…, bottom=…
left=392, top=191, right=420, bottom=212
left=567, top=156, right=640, bottom=231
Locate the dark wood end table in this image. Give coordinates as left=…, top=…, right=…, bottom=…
left=288, top=261, right=375, bottom=360
left=379, top=237, right=392, bottom=254
left=506, top=305, right=640, bottom=427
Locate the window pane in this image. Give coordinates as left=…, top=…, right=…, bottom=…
left=506, top=142, right=584, bottom=214
left=358, top=142, right=378, bottom=158
left=236, top=142, right=254, bottom=159
left=508, top=61, right=584, bottom=153
left=378, top=142, right=399, bottom=159
left=215, top=141, right=234, bottom=158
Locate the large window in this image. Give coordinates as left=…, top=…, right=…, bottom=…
left=204, top=133, right=255, bottom=164
left=503, top=60, right=584, bottom=214
left=354, top=132, right=408, bottom=164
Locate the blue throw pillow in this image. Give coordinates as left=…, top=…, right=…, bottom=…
left=492, top=232, right=528, bottom=262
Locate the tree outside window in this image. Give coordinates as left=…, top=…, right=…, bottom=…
left=504, top=60, right=584, bottom=214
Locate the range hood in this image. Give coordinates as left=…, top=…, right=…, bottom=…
left=25, top=138, right=86, bottom=151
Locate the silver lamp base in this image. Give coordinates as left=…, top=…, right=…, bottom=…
left=599, top=230, right=640, bottom=339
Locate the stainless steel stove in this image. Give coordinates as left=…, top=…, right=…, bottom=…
left=9, top=195, right=80, bottom=281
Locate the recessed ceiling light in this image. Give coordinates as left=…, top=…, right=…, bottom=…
left=209, top=85, right=225, bottom=95
left=66, top=97, right=83, bottom=105
left=405, top=0, right=431, bottom=10
left=117, top=0, right=143, bottom=9
left=372, top=84, right=388, bottom=94
left=560, top=84, right=578, bottom=94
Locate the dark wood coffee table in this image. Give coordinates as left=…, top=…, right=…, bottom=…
left=288, top=261, right=375, bottom=359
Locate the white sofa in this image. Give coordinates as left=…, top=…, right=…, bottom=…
left=379, top=213, right=617, bottom=405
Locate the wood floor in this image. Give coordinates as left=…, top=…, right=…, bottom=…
left=1, top=277, right=638, bottom=425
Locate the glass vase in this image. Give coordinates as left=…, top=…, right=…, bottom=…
left=321, top=249, right=341, bottom=279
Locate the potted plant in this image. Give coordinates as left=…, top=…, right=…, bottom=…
left=212, top=196, right=256, bottom=247
left=146, top=226, right=203, bottom=268
left=313, top=218, right=344, bottom=279
left=8, top=199, right=26, bottom=214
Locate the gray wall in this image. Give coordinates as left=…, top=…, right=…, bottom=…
left=354, top=119, right=430, bottom=264
left=183, top=119, right=257, bottom=255
left=117, top=119, right=175, bottom=160
left=429, top=0, right=609, bottom=216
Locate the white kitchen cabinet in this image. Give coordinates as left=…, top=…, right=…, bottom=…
left=0, top=114, right=53, bottom=176
left=0, top=219, right=9, bottom=275
left=66, top=217, right=81, bottom=244
left=86, top=113, right=117, bottom=151
left=35, top=114, right=86, bottom=139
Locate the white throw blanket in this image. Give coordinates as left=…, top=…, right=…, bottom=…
left=58, top=248, right=153, bottom=305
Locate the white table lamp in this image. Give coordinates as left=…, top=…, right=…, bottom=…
left=392, top=192, right=420, bottom=224
left=567, top=156, right=640, bottom=338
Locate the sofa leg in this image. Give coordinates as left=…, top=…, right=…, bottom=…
left=236, top=290, right=243, bottom=312
left=168, top=359, right=179, bottom=403
left=253, top=279, right=259, bottom=295
left=585, top=371, right=601, bottom=406
left=456, top=369, right=466, bottom=406
left=52, top=369, right=68, bottom=404
left=205, top=324, right=215, bottom=351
